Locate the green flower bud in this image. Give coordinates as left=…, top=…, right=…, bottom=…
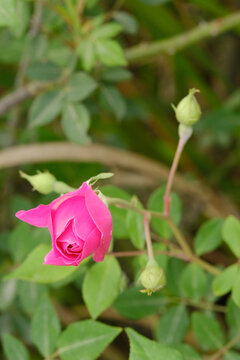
left=172, top=88, right=201, bottom=126
left=139, top=260, right=166, bottom=296
left=20, top=171, right=56, bottom=195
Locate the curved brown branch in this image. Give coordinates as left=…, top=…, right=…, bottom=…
left=0, top=142, right=238, bottom=218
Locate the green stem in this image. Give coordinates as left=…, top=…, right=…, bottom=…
left=108, top=249, right=189, bottom=261
left=208, top=333, right=240, bottom=360
left=167, top=217, right=193, bottom=258
left=169, top=296, right=226, bottom=313
left=108, top=197, right=221, bottom=276
left=125, top=11, right=240, bottom=63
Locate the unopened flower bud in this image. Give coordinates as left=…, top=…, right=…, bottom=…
left=139, top=260, right=166, bottom=296
left=172, top=88, right=201, bottom=126
left=20, top=171, right=56, bottom=195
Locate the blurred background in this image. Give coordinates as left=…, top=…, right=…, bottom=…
left=0, top=0, right=240, bottom=358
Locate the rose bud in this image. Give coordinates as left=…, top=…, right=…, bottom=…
left=15, top=182, right=113, bottom=266
left=139, top=260, right=166, bottom=296
left=172, top=88, right=201, bottom=126
left=20, top=171, right=56, bottom=195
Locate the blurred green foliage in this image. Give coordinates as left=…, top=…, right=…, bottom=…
left=0, top=0, right=240, bottom=359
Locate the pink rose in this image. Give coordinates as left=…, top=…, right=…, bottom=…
left=15, top=182, right=112, bottom=266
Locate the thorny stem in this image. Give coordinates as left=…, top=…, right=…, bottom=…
left=143, top=213, right=155, bottom=263
left=164, top=137, right=186, bottom=216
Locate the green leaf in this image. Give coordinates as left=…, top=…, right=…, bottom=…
left=2, top=334, right=29, bottom=360
left=148, top=185, right=182, bottom=239
left=26, top=61, right=61, bottom=81
left=82, top=256, right=121, bottom=319
left=180, top=263, right=207, bottom=302
left=156, top=305, right=190, bottom=345
left=9, top=222, right=32, bottom=262
left=101, top=67, right=132, bottom=82
left=100, top=85, right=127, bottom=120
left=67, top=72, right=97, bottom=103
left=92, top=22, right=123, bottom=39
left=224, top=351, right=240, bottom=360
left=31, top=293, right=61, bottom=357
left=0, top=0, right=16, bottom=27
left=222, top=216, right=240, bottom=257
left=57, top=320, right=121, bottom=360
left=173, top=344, right=201, bottom=360
left=10, top=0, right=30, bottom=38
left=9, top=223, right=50, bottom=263
left=113, top=11, right=139, bottom=34
left=126, top=197, right=145, bottom=250
left=0, top=279, right=17, bottom=310
left=126, top=328, right=183, bottom=360
left=96, top=39, right=127, bottom=66
left=61, top=103, right=90, bottom=144
left=77, top=40, right=96, bottom=71
left=28, top=90, right=64, bottom=128
left=194, top=218, right=224, bottom=255
left=192, top=312, right=225, bottom=350
left=114, top=286, right=167, bottom=319
left=166, top=258, right=185, bottom=296
left=17, top=281, right=47, bottom=315
left=5, top=244, right=79, bottom=283
left=212, top=264, right=238, bottom=296
left=101, top=186, right=131, bottom=239
left=231, top=267, right=240, bottom=307
left=226, top=298, right=240, bottom=340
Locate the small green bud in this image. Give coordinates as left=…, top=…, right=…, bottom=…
left=139, top=260, right=166, bottom=296
left=172, top=88, right=201, bottom=126
left=20, top=171, right=56, bottom=195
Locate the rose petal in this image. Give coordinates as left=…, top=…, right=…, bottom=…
left=81, top=227, right=101, bottom=263
left=56, top=219, right=84, bottom=261
left=50, top=182, right=89, bottom=210
left=52, top=196, right=95, bottom=240
left=15, top=204, right=50, bottom=228
left=85, top=186, right=112, bottom=262
left=43, top=249, right=78, bottom=266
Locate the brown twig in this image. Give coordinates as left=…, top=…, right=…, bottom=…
left=0, top=73, right=69, bottom=118
left=0, top=142, right=238, bottom=219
